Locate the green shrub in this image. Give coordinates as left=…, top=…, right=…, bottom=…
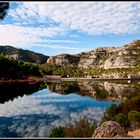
left=101, top=95, right=140, bottom=130
left=113, top=113, right=129, bottom=127
left=128, top=111, right=140, bottom=122
left=49, top=126, right=65, bottom=137
left=126, top=96, right=140, bottom=112
left=101, top=104, right=120, bottom=123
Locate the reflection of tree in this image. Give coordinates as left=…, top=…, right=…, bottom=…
left=93, top=85, right=108, bottom=100
left=47, top=82, right=80, bottom=94
left=0, top=81, right=43, bottom=104
left=0, top=2, right=9, bottom=19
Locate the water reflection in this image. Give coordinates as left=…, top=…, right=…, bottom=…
left=0, top=81, right=44, bottom=103
left=47, top=81, right=140, bottom=102
left=0, top=80, right=139, bottom=137
left=0, top=88, right=118, bottom=137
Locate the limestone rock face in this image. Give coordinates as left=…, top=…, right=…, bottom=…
left=92, top=121, right=127, bottom=138
left=6, top=54, right=19, bottom=60
left=47, top=54, right=79, bottom=65
left=104, top=56, right=136, bottom=69
left=46, top=40, right=140, bottom=69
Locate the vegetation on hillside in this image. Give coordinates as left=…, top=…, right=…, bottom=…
left=40, top=63, right=140, bottom=78
left=1, top=52, right=140, bottom=80
left=0, top=45, right=49, bottom=64
left=40, top=63, right=85, bottom=77
left=0, top=54, right=43, bottom=80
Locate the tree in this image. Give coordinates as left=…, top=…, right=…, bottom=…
left=0, top=2, right=9, bottom=19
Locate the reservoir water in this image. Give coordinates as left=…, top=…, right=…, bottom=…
left=0, top=80, right=139, bottom=137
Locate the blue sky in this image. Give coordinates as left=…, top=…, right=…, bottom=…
left=1, top=2, right=140, bottom=56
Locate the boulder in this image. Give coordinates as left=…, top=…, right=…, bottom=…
left=92, top=121, right=127, bottom=138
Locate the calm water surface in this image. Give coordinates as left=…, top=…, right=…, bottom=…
left=0, top=80, right=140, bottom=137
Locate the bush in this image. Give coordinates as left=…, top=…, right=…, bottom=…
left=64, top=117, right=97, bottom=137
left=126, top=96, right=140, bottom=112
left=101, top=95, right=140, bottom=130
left=49, top=117, right=97, bottom=138
left=128, top=111, right=140, bottom=122
left=49, top=126, right=65, bottom=137
left=113, top=113, right=129, bottom=127
left=101, top=104, right=120, bottom=123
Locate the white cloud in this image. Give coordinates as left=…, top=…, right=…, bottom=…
left=44, top=45, right=88, bottom=55
left=9, top=2, right=140, bottom=35
left=40, top=44, right=85, bottom=52
left=0, top=24, right=78, bottom=49
left=2, top=2, right=140, bottom=55
left=40, top=39, right=79, bottom=43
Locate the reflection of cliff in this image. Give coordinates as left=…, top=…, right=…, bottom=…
left=46, top=81, right=111, bottom=101
left=47, top=81, right=140, bottom=102
left=103, top=82, right=139, bottom=101
left=77, top=81, right=109, bottom=101
left=79, top=81, right=140, bottom=101
left=47, top=82, right=80, bottom=94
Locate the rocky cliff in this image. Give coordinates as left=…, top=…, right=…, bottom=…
left=47, top=54, right=79, bottom=65
left=47, top=40, right=140, bottom=69
left=0, top=45, right=49, bottom=64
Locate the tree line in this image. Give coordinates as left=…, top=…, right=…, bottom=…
left=0, top=54, right=42, bottom=80
left=40, top=63, right=140, bottom=78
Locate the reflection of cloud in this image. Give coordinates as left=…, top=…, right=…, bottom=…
left=0, top=88, right=117, bottom=137
left=38, top=126, right=49, bottom=137
left=69, top=107, right=105, bottom=123
left=0, top=89, right=88, bottom=116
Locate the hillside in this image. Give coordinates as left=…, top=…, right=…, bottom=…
left=0, top=45, right=49, bottom=64
left=0, top=54, right=42, bottom=80
left=47, top=40, right=140, bottom=69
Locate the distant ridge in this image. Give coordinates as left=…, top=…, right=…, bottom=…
left=0, top=45, right=49, bottom=64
